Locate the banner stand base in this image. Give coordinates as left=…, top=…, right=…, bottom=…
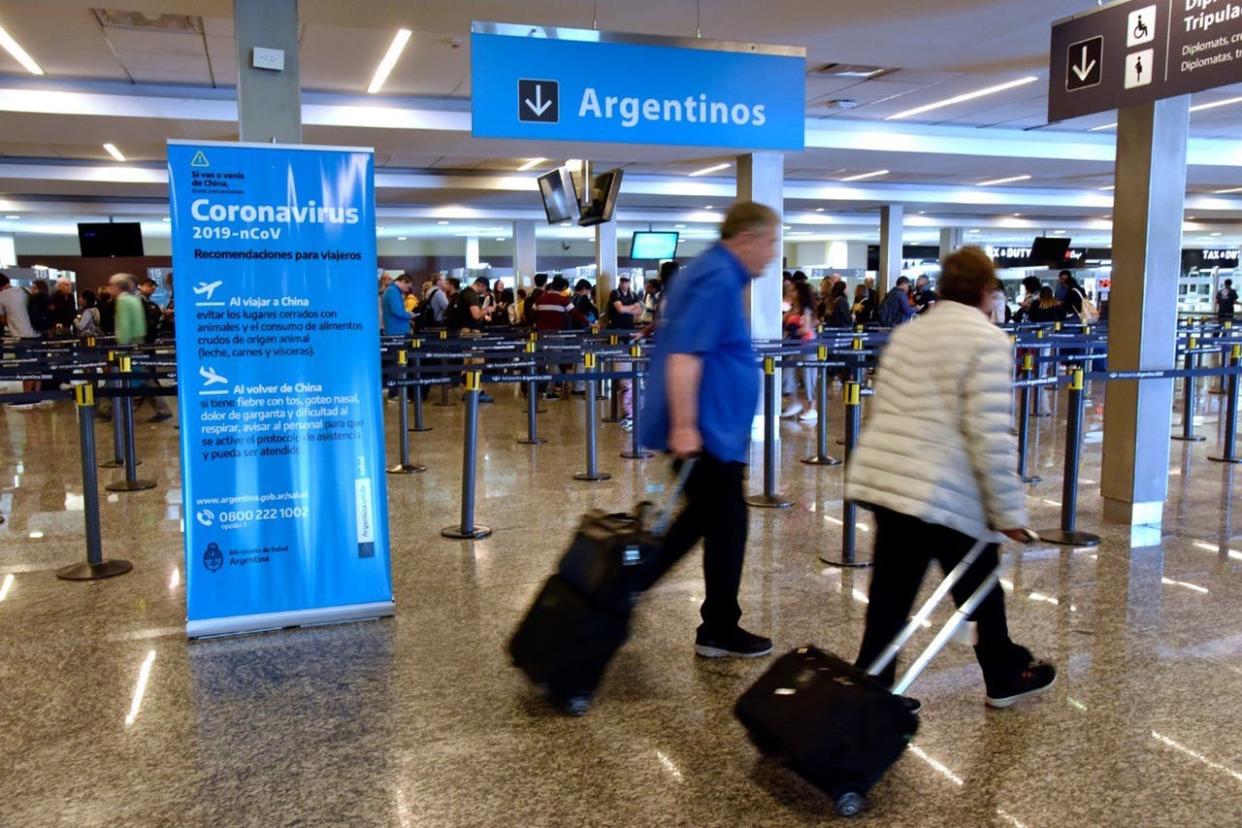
left=442, top=525, right=493, bottom=540
left=187, top=600, right=395, bottom=639
left=106, top=479, right=157, bottom=492
left=57, top=559, right=133, bottom=581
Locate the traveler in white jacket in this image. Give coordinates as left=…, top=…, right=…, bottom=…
left=847, top=246, right=1056, bottom=710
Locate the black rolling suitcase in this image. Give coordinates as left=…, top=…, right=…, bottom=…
left=735, top=538, right=1000, bottom=817
left=509, top=461, right=694, bottom=715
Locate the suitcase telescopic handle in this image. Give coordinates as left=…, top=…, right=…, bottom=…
left=892, top=568, right=1002, bottom=696
left=864, top=538, right=990, bottom=680
left=649, top=457, right=697, bottom=538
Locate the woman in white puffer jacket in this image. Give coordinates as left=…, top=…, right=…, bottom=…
left=847, top=247, right=1056, bottom=710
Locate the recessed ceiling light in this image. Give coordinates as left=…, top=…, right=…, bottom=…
left=102, top=143, right=126, bottom=162
left=704, top=205, right=714, bottom=209
left=1211, top=232, right=1223, bottom=236
left=815, top=207, right=825, bottom=212
left=886, top=76, right=1039, bottom=121
left=969, top=228, right=981, bottom=233
left=5, top=214, right=20, bottom=220
left=367, top=28, right=412, bottom=94
left=397, top=236, right=407, bottom=240
left=978, top=174, right=1031, bottom=186
left=689, top=162, right=731, bottom=177
left=495, top=237, right=505, bottom=241
left=0, top=24, right=44, bottom=75
left=161, top=217, right=170, bottom=223
left=1053, top=230, right=1067, bottom=234
left=674, top=224, right=686, bottom=228
left=841, top=169, right=889, bottom=182
left=517, top=157, right=546, bottom=171
left=1188, top=216, right=1199, bottom=220
left=917, top=210, right=926, bottom=215
left=437, top=220, right=449, bottom=225
left=1214, top=187, right=1242, bottom=194
left=1099, top=185, right=1115, bottom=191
left=1191, top=95, right=1242, bottom=113
left=1089, top=122, right=1118, bottom=132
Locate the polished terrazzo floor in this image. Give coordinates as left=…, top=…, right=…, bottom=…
left=1, top=376, right=1241, bottom=827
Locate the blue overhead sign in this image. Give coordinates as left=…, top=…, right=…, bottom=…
left=470, top=22, right=806, bottom=150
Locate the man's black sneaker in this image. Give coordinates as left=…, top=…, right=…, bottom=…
left=694, top=625, right=773, bottom=659
left=479, top=392, right=495, bottom=404
left=985, top=658, right=1057, bottom=709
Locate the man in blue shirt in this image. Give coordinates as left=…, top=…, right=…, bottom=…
left=639, top=201, right=780, bottom=659
left=382, top=274, right=414, bottom=337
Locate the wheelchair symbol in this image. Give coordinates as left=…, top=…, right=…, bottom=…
left=1134, top=17, right=1148, bottom=40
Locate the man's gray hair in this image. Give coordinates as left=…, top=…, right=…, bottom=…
left=108, top=272, right=136, bottom=291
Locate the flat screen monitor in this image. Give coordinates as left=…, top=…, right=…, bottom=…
left=537, top=167, right=579, bottom=225
left=77, top=222, right=144, bottom=257
left=630, top=231, right=679, bottom=260
left=1029, top=236, right=1071, bottom=266
left=578, top=169, right=624, bottom=227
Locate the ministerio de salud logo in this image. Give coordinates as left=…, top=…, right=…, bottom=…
left=203, top=542, right=224, bottom=572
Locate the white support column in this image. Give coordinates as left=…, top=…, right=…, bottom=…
left=939, top=227, right=964, bottom=259
left=878, top=204, right=903, bottom=298
left=465, top=237, right=480, bottom=269
left=513, top=220, right=536, bottom=290
left=0, top=233, right=15, bottom=268
left=738, top=152, right=785, bottom=443
left=595, top=218, right=618, bottom=311
left=234, top=0, right=301, bottom=143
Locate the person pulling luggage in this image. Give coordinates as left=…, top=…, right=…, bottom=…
left=638, top=200, right=780, bottom=659
left=847, top=246, right=1056, bottom=710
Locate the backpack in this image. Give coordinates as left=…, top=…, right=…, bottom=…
left=877, top=291, right=903, bottom=328
left=1075, top=289, right=1100, bottom=324
left=414, top=288, right=441, bottom=331
left=141, top=296, right=162, bottom=343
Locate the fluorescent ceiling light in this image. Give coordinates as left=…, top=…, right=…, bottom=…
left=437, top=220, right=449, bottom=225
left=1214, top=187, right=1242, bottom=194
left=517, top=157, right=546, bottom=171
left=397, top=235, right=407, bottom=240
left=5, top=214, right=19, bottom=219
left=1089, top=122, right=1117, bottom=132
left=1053, top=229, right=1067, bottom=234
left=161, top=217, right=170, bottom=222
left=674, top=224, right=686, bottom=228
left=815, top=207, right=825, bottom=212
left=102, top=143, right=126, bottom=162
left=1211, top=232, right=1223, bottom=236
left=704, top=204, right=714, bottom=209
left=0, top=24, right=44, bottom=75
left=689, top=162, right=731, bottom=177
left=840, top=169, right=889, bottom=182
left=1099, top=185, right=1115, bottom=191
left=978, top=174, right=1031, bottom=186
left=1191, top=95, right=1242, bottom=113
left=886, top=76, right=1038, bottom=121
left=367, top=28, right=412, bottom=94
left=495, top=237, right=505, bottom=241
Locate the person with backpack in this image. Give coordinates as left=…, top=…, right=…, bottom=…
left=1216, top=278, right=1238, bottom=322
left=137, top=277, right=163, bottom=343
left=877, top=277, right=916, bottom=328
left=571, top=279, right=599, bottom=329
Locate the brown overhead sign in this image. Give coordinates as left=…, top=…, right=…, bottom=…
left=1049, top=0, right=1242, bottom=122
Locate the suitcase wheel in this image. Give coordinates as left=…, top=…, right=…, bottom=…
left=554, top=695, right=593, bottom=717
left=835, top=792, right=867, bottom=818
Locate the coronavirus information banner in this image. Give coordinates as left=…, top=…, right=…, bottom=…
left=168, top=141, right=393, bottom=638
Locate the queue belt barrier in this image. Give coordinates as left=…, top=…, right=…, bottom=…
left=387, top=351, right=426, bottom=476
left=573, top=352, right=610, bottom=483
left=1209, top=345, right=1242, bottom=465
left=746, top=356, right=792, bottom=509
left=821, top=366, right=870, bottom=568
left=104, top=355, right=157, bottom=494
left=1037, top=368, right=1101, bottom=548
left=441, top=371, right=491, bottom=540
left=1173, top=336, right=1206, bottom=443
left=56, top=383, right=133, bottom=582
left=620, top=343, right=653, bottom=461
left=802, top=344, right=841, bottom=468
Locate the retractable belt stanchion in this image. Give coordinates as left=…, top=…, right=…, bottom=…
left=442, top=370, right=492, bottom=539
left=105, top=355, right=156, bottom=493
left=387, top=350, right=426, bottom=475
left=802, top=344, right=841, bottom=467
left=574, top=352, right=611, bottom=482
left=1173, top=334, right=1205, bottom=442
left=434, top=329, right=453, bottom=406
left=100, top=350, right=127, bottom=469
left=821, top=365, right=868, bottom=567
left=1016, top=349, right=1041, bottom=484
left=621, top=342, right=653, bottom=460
left=409, top=339, right=432, bottom=433
left=1038, top=366, right=1101, bottom=547
left=837, top=334, right=865, bottom=446
left=58, top=383, right=133, bottom=581
left=747, top=355, right=792, bottom=509
left=1031, top=328, right=1051, bottom=417
left=1209, top=343, right=1242, bottom=464
left=603, top=335, right=621, bottom=423
left=517, top=340, right=545, bottom=445
left=1212, top=322, right=1232, bottom=395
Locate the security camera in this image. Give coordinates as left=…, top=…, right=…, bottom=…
left=447, top=37, right=463, bottom=49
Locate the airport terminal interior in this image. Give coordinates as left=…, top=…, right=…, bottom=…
left=4, top=1, right=1242, bottom=826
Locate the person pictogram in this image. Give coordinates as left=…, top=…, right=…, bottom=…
left=1135, top=54, right=1144, bottom=83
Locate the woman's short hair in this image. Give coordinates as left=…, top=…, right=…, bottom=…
left=938, top=247, right=996, bottom=307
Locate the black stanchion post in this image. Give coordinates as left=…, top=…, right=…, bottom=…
left=442, top=370, right=492, bottom=539
left=747, top=356, right=792, bottom=509
left=821, top=369, right=868, bottom=567
left=434, top=329, right=453, bottom=406
left=1173, top=334, right=1205, bottom=442
left=1039, top=367, right=1101, bottom=547
left=1031, top=328, right=1051, bottom=417
left=621, top=342, right=653, bottom=460
left=1210, top=343, right=1242, bottom=464
left=803, top=344, right=841, bottom=466
left=574, top=352, right=611, bottom=481
left=409, top=339, right=432, bottom=433
left=100, top=350, right=126, bottom=469
left=58, top=383, right=133, bottom=581
left=603, top=334, right=621, bottom=423
left=106, top=355, right=156, bottom=493
left=388, top=351, right=426, bottom=475
left=518, top=339, right=545, bottom=445
left=1017, top=349, right=1041, bottom=483
left=1212, top=322, right=1232, bottom=394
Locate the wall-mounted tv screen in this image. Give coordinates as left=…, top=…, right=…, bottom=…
left=1029, top=236, right=1071, bottom=265
left=630, top=231, right=679, bottom=260
left=537, top=167, right=579, bottom=225
left=78, top=222, right=144, bottom=257
left=578, top=169, right=624, bottom=227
